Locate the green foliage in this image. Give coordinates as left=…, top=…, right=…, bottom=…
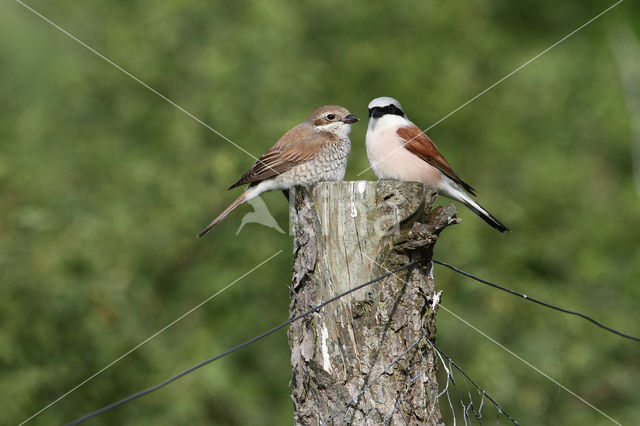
left=1, top=1, right=639, bottom=424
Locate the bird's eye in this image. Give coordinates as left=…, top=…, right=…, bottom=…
left=327, top=114, right=335, bottom=120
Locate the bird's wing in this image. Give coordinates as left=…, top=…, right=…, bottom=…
left=228, top=125, right=330, bottom=189
left=397, top=125, right=476, bottom=195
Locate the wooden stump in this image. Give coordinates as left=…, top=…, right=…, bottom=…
left=288, top=181, right=459, bottom=425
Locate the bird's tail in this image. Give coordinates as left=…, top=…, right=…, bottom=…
left=198, top=190, right=250, bottom=238
left=462, top=199, right=509, bottom=232
left=447, top=187, right=509, bottom=233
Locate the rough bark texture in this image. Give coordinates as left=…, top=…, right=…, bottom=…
left=288, top=181, right=459, bottom=425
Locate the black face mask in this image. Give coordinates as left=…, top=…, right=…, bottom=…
left=368, top=104, right=405, bottom=119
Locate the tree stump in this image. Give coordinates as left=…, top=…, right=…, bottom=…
left=288, top=181, right=459, bottom=425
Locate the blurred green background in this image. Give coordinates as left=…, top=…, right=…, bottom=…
left=2, top=0, right=639, bottom=424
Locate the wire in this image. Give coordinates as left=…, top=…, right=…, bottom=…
left=424, top=337, right=520, bottom=425
left=323, top=332, right=520, bottom=425
left=68, top=257, right=637, bottom=424
left=19, top=250, right=282, bottom=426
left=440, top=304, right=622, bottom=425
left=432, top=259, right=640, bottom=343
left=345, top=253, right=518, bottom=424
left=66, top=261, right=419, bottom=425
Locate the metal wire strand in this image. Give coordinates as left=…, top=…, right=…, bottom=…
left=65, top=261, right=419, bottom=425
left=425, top=338, right=520, bottom=426
left=433, top=259, right=640, bottom=343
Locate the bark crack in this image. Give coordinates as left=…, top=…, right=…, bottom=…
left=288, top=181, right=457, bottom=425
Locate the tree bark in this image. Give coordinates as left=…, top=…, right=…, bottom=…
left=288, top=181, right=459, bottom=425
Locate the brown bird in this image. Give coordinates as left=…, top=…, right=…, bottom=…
left=366, top=97, right=508, bottom=232
left=198, top=105, right=359, bottom=237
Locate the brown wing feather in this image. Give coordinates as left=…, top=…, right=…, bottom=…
left=228, top=125, right=328, bottom=189
left=397, top=126, right=476, bottom=195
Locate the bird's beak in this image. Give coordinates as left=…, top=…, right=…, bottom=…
left=341, top=114, right=359, bottom=124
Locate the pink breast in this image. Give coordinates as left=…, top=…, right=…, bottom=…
left=367, top=127, right=443, bottom=190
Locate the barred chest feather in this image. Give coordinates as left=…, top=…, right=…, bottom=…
left=281, top=137, right=350, bottom=187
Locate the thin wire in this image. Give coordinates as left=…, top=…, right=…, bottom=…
left=456, top=354, right=482, bottom=425
left=66, top=262, right=419, bottom=425
left=357, top=0, right=624, bottom=176
left=437, top=353, right=458, bottom=426
left=424, top=338, right=519, bottom=425
left=444, top=360, right=472, bottom=426
left=363, top=254, right=623, bottom=424
left=440, top=304, right=623, bottom=426
left=433, top=259, right=640, bottom=342
left=355, top=254, right=517, bottom=425
left=18, top=250, right=282, bottom=426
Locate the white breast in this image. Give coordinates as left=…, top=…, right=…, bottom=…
left=366, top=117, right=444, bottom=189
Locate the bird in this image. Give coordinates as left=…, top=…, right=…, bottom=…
left=198, top=105, right=359, bottom=237
left=365, top=96, right=509, bottom=232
